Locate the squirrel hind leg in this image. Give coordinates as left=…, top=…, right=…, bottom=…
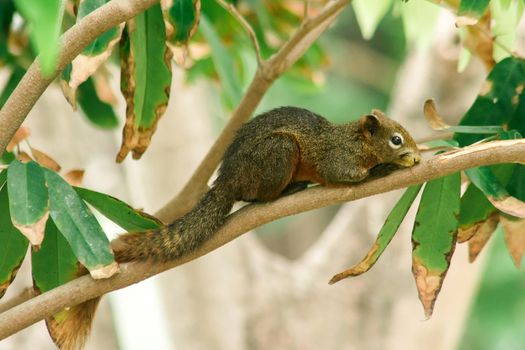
left=228, top=134, right=299, bottom=202
left=111, top=229, right=165, bottom=263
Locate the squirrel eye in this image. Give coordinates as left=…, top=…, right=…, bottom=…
left=389, top=133, right=404, bottom=149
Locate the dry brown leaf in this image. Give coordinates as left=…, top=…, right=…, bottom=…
left=458, top=223, right=481, bottom=243
left=17, top=151, right=33, bottom=163
left=468, top=214, right=499, bottom=262
left=6, top=127, right=30, bottom=152
left=423, top=99, right=450, bottom=131
left=30, top=147, right=61, bottom=172
left=488, top=196, right=525, bottom=219
left=92, top=69, right=118, bottom=105
left=501, top=216, right=525, bottom=267
left=63, top=169, right=85, bottom=187
left=464, top=13, right=495, bottom=71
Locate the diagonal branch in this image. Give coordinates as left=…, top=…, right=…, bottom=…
left=1, top=139, right=524, bottom=339
left=0, top=0, right=161, bottom=156
left=156, top=0, right=351, bottom=221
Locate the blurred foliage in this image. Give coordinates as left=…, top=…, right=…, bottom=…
left=459, top=228, right=525, bottom=350
left=0, top=0, right=524, bottom=347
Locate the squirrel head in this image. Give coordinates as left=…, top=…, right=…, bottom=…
left=358, top=109, right=421, bottom=167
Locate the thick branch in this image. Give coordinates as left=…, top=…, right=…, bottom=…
left=156, top=0, right=350, bottom=222
left=0, top=0, right=160, bottom=155
left=1, top=139, right=524, bottom=339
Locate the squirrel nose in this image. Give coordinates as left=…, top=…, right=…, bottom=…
left=413, top=153, right=421, bottom=164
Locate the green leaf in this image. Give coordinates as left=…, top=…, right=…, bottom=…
left=200, top=14, right=242, bottom=107
left=399, top=0, right=440, bottom=50
left=14, top=0, right=66, bottom=75
left=412, top=173, right=461, bottom=318
left=78, top=0, right=120, bottom=56
left=458, top=0, right=490, bottom=24
left=7, top=160, right=49, bottom=246
left=32, top=219, right=78, bottom=293
left=164, top=0, right=200, bottom=44
left=0, top=0, right=15, bottom=65
left=77, top=77, right=119, bottom=129
left=490, top=0, right=525, bottom=61
left=0, top=170, right=6, bottom=189
left=352, top=0, right=392, bottom=40
left=0, top=65, right=25, bottom=109
left=75, top=187, right=162, bottom=231
left=117, top=3, right=173, bottom=162
left=455, top=57, right=525, bottom=146
left=44, top=169, right=117, bottom=278
left=446, top=125, right=505, bottom=134
left=329, top=185, right=422, bottom=284
left=466, top=166, right=525, bottom=218
left=0, top=185, right=29, bottom=298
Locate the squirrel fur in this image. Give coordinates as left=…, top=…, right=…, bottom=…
left=57, top=106, right=420, bottom=349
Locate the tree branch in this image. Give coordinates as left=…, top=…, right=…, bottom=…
left=0, top=0, right=160, bottom=156
left=215, top=0, right=263, bottom=65
left=1, top=139, right=524, bottom=339
left=156, top=0, right=351, bottom=222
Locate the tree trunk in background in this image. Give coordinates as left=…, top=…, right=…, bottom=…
left=0, top=13, right=491, bottom=350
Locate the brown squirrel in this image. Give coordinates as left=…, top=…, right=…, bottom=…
left=57, top=106, right=420, bottom=349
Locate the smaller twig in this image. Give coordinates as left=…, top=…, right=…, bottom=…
left=304, top=0, right=309, bottom=19
left=0, top=288, right=35, bottom=314
left=216, top=0, right=263, bottom=66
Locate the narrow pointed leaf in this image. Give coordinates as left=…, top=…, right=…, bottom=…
left=0, top=186, right=29, bottom=299
left=7, top=160, right=49, bottom=246
left=117, top=4, right=173, bottom=162
left=455, top=57, right=525, bottom=146
left=0, top=170, right=6, bottom=189
left=61, top=0, right=124, bottom=107
left=412, top=173, right=461, bottom=318
left=466, top=166, right=525, bottom=218
left=14, top=0, right=65, bottom=75
left=501, top=216, right=525, bottom=267
left=75, top=187, right=162, bottom=231
left=457, top=0, right=490, bottom=25
left=329, top=185, right=422, bottom=284
left=468, top=213, right=499, bottom=262
left=44, top=169, right=118, bottom=279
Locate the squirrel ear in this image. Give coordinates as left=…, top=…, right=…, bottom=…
left=359, top=114, right=381, bottom=136
left=371, top=109, right=386, bottom=118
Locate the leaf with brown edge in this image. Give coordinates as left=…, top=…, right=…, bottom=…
left=117, top=3, right=173, bottom=162
left=6, top=126, right=30, bottom=152
left=411, top=173, right=461, bottom=318
left=329, top=185, right=422, bottom=284
left=7, top=160, right=49, bottom=247
left=0, top=186, right=29, bottom=299
left=161, top=0, right=201, bottom=65
left=30, top=147, right=61, bottom=172
left=61, top=0, right=124, bottom=108
left=501, top=216, right=525, bottom=267
left=466, top=166, right=525, bottom=218
left=468, top=213, right=499, bottom=262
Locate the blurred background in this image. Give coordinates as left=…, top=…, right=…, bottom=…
left=1, top=0, right=525, bottom=349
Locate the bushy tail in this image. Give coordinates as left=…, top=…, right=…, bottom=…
left=113, top=184, right=236, bottom=262
left=55, top=184, right=235, bottom=349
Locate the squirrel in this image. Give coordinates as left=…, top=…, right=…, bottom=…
left=56, top=106, right=420, bottom=349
